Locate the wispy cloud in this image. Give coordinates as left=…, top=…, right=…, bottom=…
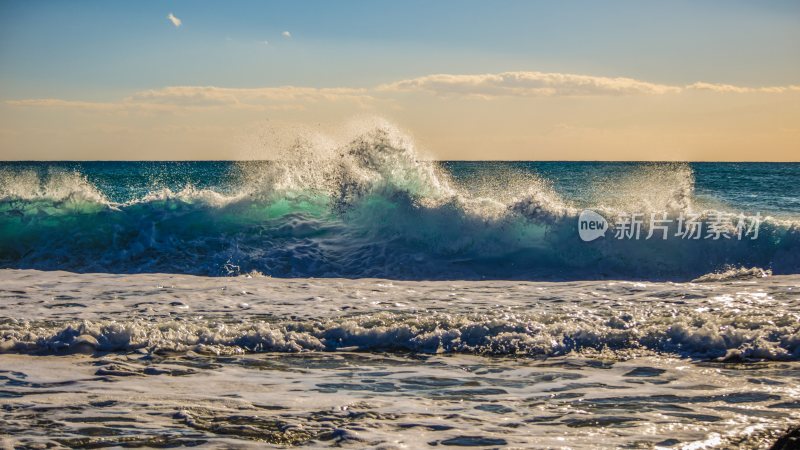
left=6, top=86, right=375, bottom=113
left=686, top=82, right=800, bottom=94
left=6, top=98, right=173, bottom=113
left=379, top=71, right=800, bottom=98
left=7, top=99, right=119, bottom=111
left=167, top=13, right=182, bottom=28
left=379, top=71, right=681, bottom=97
left=281, top=31, right=291, bottom=38
left=129, top=86, right=370, bottom=106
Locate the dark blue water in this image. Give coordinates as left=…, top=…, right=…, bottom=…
left=1, top=157, right=799, bottom=279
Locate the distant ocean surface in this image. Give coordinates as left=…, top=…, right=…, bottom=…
left=1, top=130, right=800, bottom=448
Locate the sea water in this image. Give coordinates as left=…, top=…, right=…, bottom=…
left=1, top=126, right=799, bottom=448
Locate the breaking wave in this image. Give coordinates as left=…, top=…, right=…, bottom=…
left=3, top=308, right=799, bottom=361
left=691, top=266, right=772, bottom=283
left=1, top=123, right=799, bottom=279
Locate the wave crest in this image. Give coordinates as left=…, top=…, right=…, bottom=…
left=0, top=168, right=109, bottom=211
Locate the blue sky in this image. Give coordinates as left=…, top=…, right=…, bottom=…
left=2, top=0, right=799, bottom=99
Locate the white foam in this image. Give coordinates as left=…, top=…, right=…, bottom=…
left=2, top=270, right=798, bottom=360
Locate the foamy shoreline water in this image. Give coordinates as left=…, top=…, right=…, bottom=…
left=2, top=351, right=798, bottom=449
left=2, top=269, right=799, bottom=360
left=1, top=269, right=799, bottom=448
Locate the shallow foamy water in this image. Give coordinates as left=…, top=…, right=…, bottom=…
left=1, top=270, right=799, bottom=448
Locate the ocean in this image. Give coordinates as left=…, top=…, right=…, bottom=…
left=1, top=130, right=800, bottom=448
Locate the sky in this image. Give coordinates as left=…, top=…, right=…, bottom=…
left=0, top=0, right=798, bottom=161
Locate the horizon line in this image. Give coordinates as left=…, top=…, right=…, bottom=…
left=2, top=159, right=799, bottom=164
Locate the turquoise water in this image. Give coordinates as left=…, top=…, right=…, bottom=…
left=1, top=151, right=799, bottom=279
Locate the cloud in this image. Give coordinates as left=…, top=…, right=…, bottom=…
left=282, top=31, right=291, bottom=38
left=167, top=13, right=182, bottom=28
left=6, top=86, right=375, bottom=114
left=128, top=86, right=371, bottom=106
left=378, top=71, right=682, bottom=97
left=6, top=98, right=176, bottom=113
left=7, top=98, right=130, bottom=111
left=686, top=82, right=800, bottom=94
